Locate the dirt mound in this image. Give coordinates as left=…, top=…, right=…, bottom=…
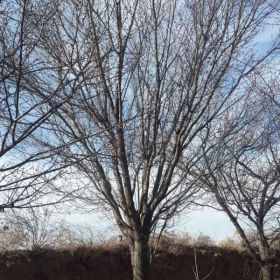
left=0, top=245, right=278, bottom=280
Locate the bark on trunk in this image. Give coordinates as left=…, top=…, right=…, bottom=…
left=130, top=238, right=150, bottom=280
left=260, top=264, right=273, bottom=280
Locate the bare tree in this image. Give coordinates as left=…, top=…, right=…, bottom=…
left=196, top=82, right=280, bottom=280
left=0, top=0, right=82, bottom=210
left=35, top=0, right=280, bottom=279
left=1, top=207, right=68, bottom=250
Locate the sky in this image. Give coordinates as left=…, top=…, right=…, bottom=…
left=177, top=208, right=235, bottom=241
left=63, top=207, right=236, bottom=242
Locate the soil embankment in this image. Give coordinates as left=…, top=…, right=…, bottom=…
left=0, top=245, right=278, bottom=280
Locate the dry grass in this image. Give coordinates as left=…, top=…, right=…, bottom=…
left=218, top=237, right=246, bottom=252
left=0, top=212, right=260, bottom=255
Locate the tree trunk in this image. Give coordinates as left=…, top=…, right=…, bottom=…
left=260, top=264, right=273, bottom=280
left=129, top=237, right=150, bottom=280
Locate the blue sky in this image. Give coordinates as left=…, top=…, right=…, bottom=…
left=64, top=207, right=236, bottom=242
left=177, top=208, right=235, bottom=241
